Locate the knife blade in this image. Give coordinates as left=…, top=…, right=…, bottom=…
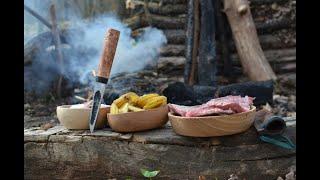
left=89, top=28, right=120, bottom=133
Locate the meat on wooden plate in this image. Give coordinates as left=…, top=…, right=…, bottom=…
left=168, top=95, right=254, bottom=117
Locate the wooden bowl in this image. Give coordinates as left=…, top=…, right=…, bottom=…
left=56, top=105, right=110, bottom=130
left=168, top=106, right=256, bottom=137
left=107, top=105, right=169, bottom=133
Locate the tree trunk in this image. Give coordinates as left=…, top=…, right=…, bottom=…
left=223, top=0, right=277, bottom=81
left=198, top=0, right=217, bottom=86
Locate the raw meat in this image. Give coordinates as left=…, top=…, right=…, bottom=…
left=168, top=95, right=254, bottom=117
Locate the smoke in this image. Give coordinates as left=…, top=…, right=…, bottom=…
left=24, top=0, right=167, bottom=94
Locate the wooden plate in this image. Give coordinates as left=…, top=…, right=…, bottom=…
left=107, top=105, right=169, bottom=133
left=56, top=105, right=110, bottom=130
left=168, top=106, right=256, bottom=137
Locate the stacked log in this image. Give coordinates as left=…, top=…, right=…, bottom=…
left=125, top=0, right=296, bottom=84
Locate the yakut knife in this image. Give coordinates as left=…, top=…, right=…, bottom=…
left=89, top=28, right=120, bottom=133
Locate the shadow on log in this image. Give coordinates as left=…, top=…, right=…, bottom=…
left=162, top=80, right=273, bottom=106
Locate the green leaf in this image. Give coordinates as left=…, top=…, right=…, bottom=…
left=140, top=169, right=160, bottom=178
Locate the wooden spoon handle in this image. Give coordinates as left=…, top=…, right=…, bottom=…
left=97, top=28, right=120, bottom=81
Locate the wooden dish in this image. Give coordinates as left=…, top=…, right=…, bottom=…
left=56, top=105, right=110, bottom=130
left=168, top=106, right=256, bottom=137
left=107, top=105, right=169, bottom=133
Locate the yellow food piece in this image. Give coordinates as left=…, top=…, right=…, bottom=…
left=113, top=92, right=138, bottom=107
left=143, top=96, right=167, bottom=110
left=128, top=105, right=144, bottom=112
left=119, top=102, right=129, bottom=113
left=113, top=96, right=127, bottom=108
left=110, top=103, right=119, bottom=114
left=123, top=92, right=139, bottom=105
left=136, top=93, right=159, bottom=108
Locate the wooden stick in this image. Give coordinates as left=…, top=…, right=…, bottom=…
left=223, top=0, right=277, bottom=81
left=24, top=4, right=52, bottom=29
left=50, top=4, right=64, bottom=98
left=184, top=0, right=194, bottom=84
left=198, top=0, right=217, bottom=86
left=189, top=0, right=200, bottom=85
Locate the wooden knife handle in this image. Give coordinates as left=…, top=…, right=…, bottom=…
left=97, top=29, right=120, bottom=81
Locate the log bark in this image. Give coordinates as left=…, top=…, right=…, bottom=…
left=132, top=1, right=186, bottom=15
left=184, top=0, right=195, bottom=84
left=198, top=0, right=217, bottom=86
left=162, top=80, right=274, bottom=105
left=124, top=13, right=185, bottom=30
left=157, top=48, right=296, bottom=76
left=24, top=125, right=295, bottom=179
left=189, top=0, right=200, bottom=85
left=223, top=0, right=277, bottom=81
left=249, top=0, right=288, bottom=5
left=150, top=0, right=187, bottom=5
left=256, top=17, right=295, bottom=34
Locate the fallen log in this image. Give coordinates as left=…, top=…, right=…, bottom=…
left=124, top=13, right=185, bottom=30
left=184, top=0, right=195, bottom=85
left=223, top=0, right=276, bottom=81
left=198, top=0, right=217, bottom=86
left=256, top=17, right=295, bottom=34
left=159, top=34, right=295, bottom=57
left=132, top=1, right=186, bottom=15
left=24, top=124, right=295, bottom=179
left=160, top=27, right=295, bottom=48
left=160, top=44, right=185, bottom=56
left=150, top=0, right=187, bottom=5
left=163, top=29, right=186, bottom=44
left=157, top=48, right=296, bottom=75
left=249, top=0, right=289, bottom=5
left=162, top=80, right=273, bottom=105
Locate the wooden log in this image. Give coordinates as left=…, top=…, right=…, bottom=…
left=24, top=125, right=295, bottom=179
left=249, top=0, right=288, bottom=5
left=159, top=33, right=295, bottom=55
left=162, top=80, right=274, bottom=105
left=149, top=3, right=186, bottom=15
left=256, top=17, right=295, bottom=34
left=24, top=4, right=52, bottom=29
left=190, top=0, right=200, bottom=85
left=198, top=0, right=217, bottom=86
left=223, top=0, right=276, bottom=81
left=184, top=0, right=195, bottom=84
left=163, top=29, right=186, bottom=44
left=160, top=44, right=185, bottom=56
left=150, top=0, right=187, bottom=5
left=157, top=48, right=296, bottom=75
left=132, top=1, right=187, bottom=15
left=124, top=13, right=185, bottom=30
